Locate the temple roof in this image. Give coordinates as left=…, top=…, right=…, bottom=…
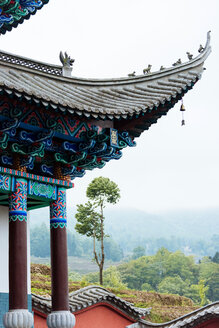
left=32, top=285, right=150, bottom=319
left=0, top=32, right=211, bottom=137
left=129, top=301, right=219, bottom=328
left=0, top=0, right=49, bottom=34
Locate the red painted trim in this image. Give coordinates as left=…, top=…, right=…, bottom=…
left=33, top=309, right=47, bottom=319
left=74, top=302, right=136, bottom=323
left=194, top=318, right=219, bottom=328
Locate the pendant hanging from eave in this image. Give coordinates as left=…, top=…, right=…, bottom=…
left=180, top=101, right=186, bottom=126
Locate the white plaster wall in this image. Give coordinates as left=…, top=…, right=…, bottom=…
left=0, top=206, right=9, bottom=293
left=0, top=207, right=31, bottom=294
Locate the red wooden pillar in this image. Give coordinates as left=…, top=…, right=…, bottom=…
left=47, top=187, right=75, bottom=328
left=3, top=178, right=33, bottom=328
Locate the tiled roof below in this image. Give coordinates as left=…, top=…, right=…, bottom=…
left=32, top=285, right=150, bottom=320
left=130, top=302, right=219, bottom=328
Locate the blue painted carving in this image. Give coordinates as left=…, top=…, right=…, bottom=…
left=78, top=139, right=96, bottom=151
left=41, top=164, right=53, bottom=176
left=19, top=129, right=54, bottom=145
left=63, top=141, right=78, bottom=153
left=89, top=142, right=107, bottom=155
left=118, top=131, right=136, bottom=148
left=70, top=168, right=85, bottom=179
left=62, top=165, right=76, bottom=176
left=12, top=142, right=45, bottom=157
left=0, top=134, right=8, bottom=149
left=54, top=152, right=86, bottom=165
left=20, top=0, right=43, bottom=13
left=79, top=155, right=97, bottom=168
left=1, top=153, right=13, bottom=165
left=102, top=149, right=122, bottom=161
left=21, top=156, right=34, bottom=170
left=0, top=118, right=19, bottom=132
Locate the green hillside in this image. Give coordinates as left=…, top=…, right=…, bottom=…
left=31, top=263, right=198, bottom=323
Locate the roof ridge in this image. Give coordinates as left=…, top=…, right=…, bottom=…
left=69, top=285, right=114, bottom=297
left=0, top=32, right=211, bottom=85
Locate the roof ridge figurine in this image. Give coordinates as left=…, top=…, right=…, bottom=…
left=186, top=52, right=193, bottom=60
left=59, top=51, right=75, bottom=77
left=128, top=71, right=136, bottom=77
left=143, top=64, right=152, bottom=74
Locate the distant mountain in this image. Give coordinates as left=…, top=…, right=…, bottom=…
left=29, top=206, right=219, bottom=241
left=104, top=207, right=219, bottom=240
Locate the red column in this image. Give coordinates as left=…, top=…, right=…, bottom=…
left=3, top=178, right=33, bottom=328
left=50, top=187, right=69, bottom=311
left=9, top=178, right=28, bottom=310
left=47, top=187, right=75, bottom=328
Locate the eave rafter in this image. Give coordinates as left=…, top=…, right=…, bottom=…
left=0, top=106, right=135, bottom=180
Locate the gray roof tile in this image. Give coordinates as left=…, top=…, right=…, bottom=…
left=32, top=285, right=150, bottom=319
left=0, top=33, right=211, bottom=121
left=133, top=301, right=219, bottom=328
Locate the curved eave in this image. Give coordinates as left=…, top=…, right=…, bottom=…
left=0, top=0, right=49, bottom=35
left=0, top=32, right=211, bottom=127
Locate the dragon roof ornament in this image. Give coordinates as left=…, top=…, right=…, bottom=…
left=0, top=0, right=49, bottom=34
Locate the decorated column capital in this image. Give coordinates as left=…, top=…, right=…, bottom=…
left=9, top=178, right=27, bottom=223
left=47, top=311, right=75, bottom=328
left=50, top=187, right=67, bottom=229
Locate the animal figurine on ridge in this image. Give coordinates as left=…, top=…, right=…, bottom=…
left=172, top=59, right=182, bottom=66
left=186, top=52, right=193, bottom=60
left=143, top=64, right=152, bottom=74
left=128, top=71, right=136, bottom=77
left=198, top=44, right=204, bottom=53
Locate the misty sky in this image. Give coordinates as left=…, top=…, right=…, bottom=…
left=1, top=0, right=218, bottom=212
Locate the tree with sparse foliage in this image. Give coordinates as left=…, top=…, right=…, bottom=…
left=75, top=177, right=120, bottom=284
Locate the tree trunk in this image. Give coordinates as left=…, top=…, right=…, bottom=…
left=100, top=202, right=105, bottom=285
left=99, top=265, right=103, bottom=285
left=93, top=229, right=100, bottom=267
